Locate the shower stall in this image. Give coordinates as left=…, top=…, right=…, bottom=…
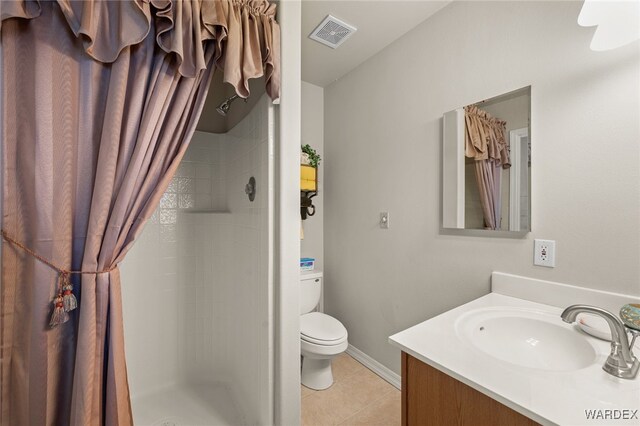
left=120, top=92, right=275, bottom=426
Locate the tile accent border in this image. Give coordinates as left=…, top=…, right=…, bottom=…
left=346, top=345, right=401, bottom=390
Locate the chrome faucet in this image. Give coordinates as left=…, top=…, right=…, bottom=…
left=561, top=305, right=639, bottom=379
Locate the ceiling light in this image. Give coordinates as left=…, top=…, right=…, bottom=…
left=578, top=0, right=640, bottom=51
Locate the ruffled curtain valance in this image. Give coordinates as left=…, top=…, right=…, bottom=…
left=0, top=0, right=280, bottom=100
left=464, top=105, right=510, bottom=168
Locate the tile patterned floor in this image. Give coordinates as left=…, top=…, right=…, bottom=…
left=301, top=353, right=401, bottom=426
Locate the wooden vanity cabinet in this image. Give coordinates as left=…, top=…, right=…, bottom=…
left=401, top=352, right=540, bottom=426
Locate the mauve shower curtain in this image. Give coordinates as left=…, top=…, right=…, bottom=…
left=464, top=106, right=509, bottom=230
left=0, top=1, right=280, bottom=424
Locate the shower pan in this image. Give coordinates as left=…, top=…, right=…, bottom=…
left=120, top=94, right=275, bottom=426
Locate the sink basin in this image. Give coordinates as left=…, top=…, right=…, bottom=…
left=456, top=307, right=598, bottom=371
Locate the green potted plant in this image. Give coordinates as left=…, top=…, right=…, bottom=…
left=301, top=144, right=321, bottom=168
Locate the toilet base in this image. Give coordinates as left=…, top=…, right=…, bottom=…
left=301, top=357, right=334, bottom=390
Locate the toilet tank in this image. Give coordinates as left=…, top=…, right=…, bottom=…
left=300, top=272, right=322, bottom=314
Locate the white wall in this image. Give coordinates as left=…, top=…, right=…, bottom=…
left=301, top=81, right=324, bottom=271
left=323, top=1, right=640, bottom=375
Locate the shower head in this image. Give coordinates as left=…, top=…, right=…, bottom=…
left=216, top=94, right=247, bottom=116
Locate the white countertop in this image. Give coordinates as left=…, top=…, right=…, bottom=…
left=389, top=273, right=640, bottom=426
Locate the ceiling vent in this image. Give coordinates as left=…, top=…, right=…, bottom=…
left=309, top=15, right=357, bottom=49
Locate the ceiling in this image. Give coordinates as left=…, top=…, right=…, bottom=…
left=302, top=0, right=451, bottom=87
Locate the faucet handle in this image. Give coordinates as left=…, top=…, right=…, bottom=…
left=627, top=327, right=640, bottom=352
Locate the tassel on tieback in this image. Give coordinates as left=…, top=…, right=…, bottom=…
left=0, top=230, right=118, bottom=329
left=49, top=272, right=78, bottom=328
left=49, top=295, right=69, bottom=327
left=61, top=273, right=78, bottom=312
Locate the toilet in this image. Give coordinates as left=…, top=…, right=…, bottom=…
left=300, top=271, right=348, bottom=390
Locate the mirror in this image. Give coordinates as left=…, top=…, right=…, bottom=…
left=442, top=86, right=531, bottom=234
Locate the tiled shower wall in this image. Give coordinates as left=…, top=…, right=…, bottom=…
left=121, top=95, right=272, bottom=424
left=120, top=130, right=224, bottom=396
left=209, top=96, right=273, bottom=425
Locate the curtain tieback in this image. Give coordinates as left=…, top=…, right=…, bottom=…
left=1, top=229, right=117, bottom=328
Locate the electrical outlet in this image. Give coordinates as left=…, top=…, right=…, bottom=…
left=534, top=239, right=556, bottom=267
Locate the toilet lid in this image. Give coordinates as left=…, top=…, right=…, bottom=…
left=300, top=312, right=347, bottom=342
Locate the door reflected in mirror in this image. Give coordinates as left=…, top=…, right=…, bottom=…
left=442, top=86, right=531, bottom=233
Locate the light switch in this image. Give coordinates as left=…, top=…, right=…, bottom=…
left=380, top=212, right=389, bottom=229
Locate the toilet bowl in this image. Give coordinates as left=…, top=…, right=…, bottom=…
left=300, top=272, right=348, bottom=390
left=301, top=312, right=348, bottom=390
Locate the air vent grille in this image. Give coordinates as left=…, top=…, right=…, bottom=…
left=309, top=15, right=357, bottom=49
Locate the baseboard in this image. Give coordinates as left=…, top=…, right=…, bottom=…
left=346, top=344, right=401, bottom=390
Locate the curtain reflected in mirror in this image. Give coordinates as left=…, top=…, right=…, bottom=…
left=442, top=86, right=531, bottom=234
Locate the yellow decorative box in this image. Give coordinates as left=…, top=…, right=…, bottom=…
left=300, top=165, right=317, bottom=192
